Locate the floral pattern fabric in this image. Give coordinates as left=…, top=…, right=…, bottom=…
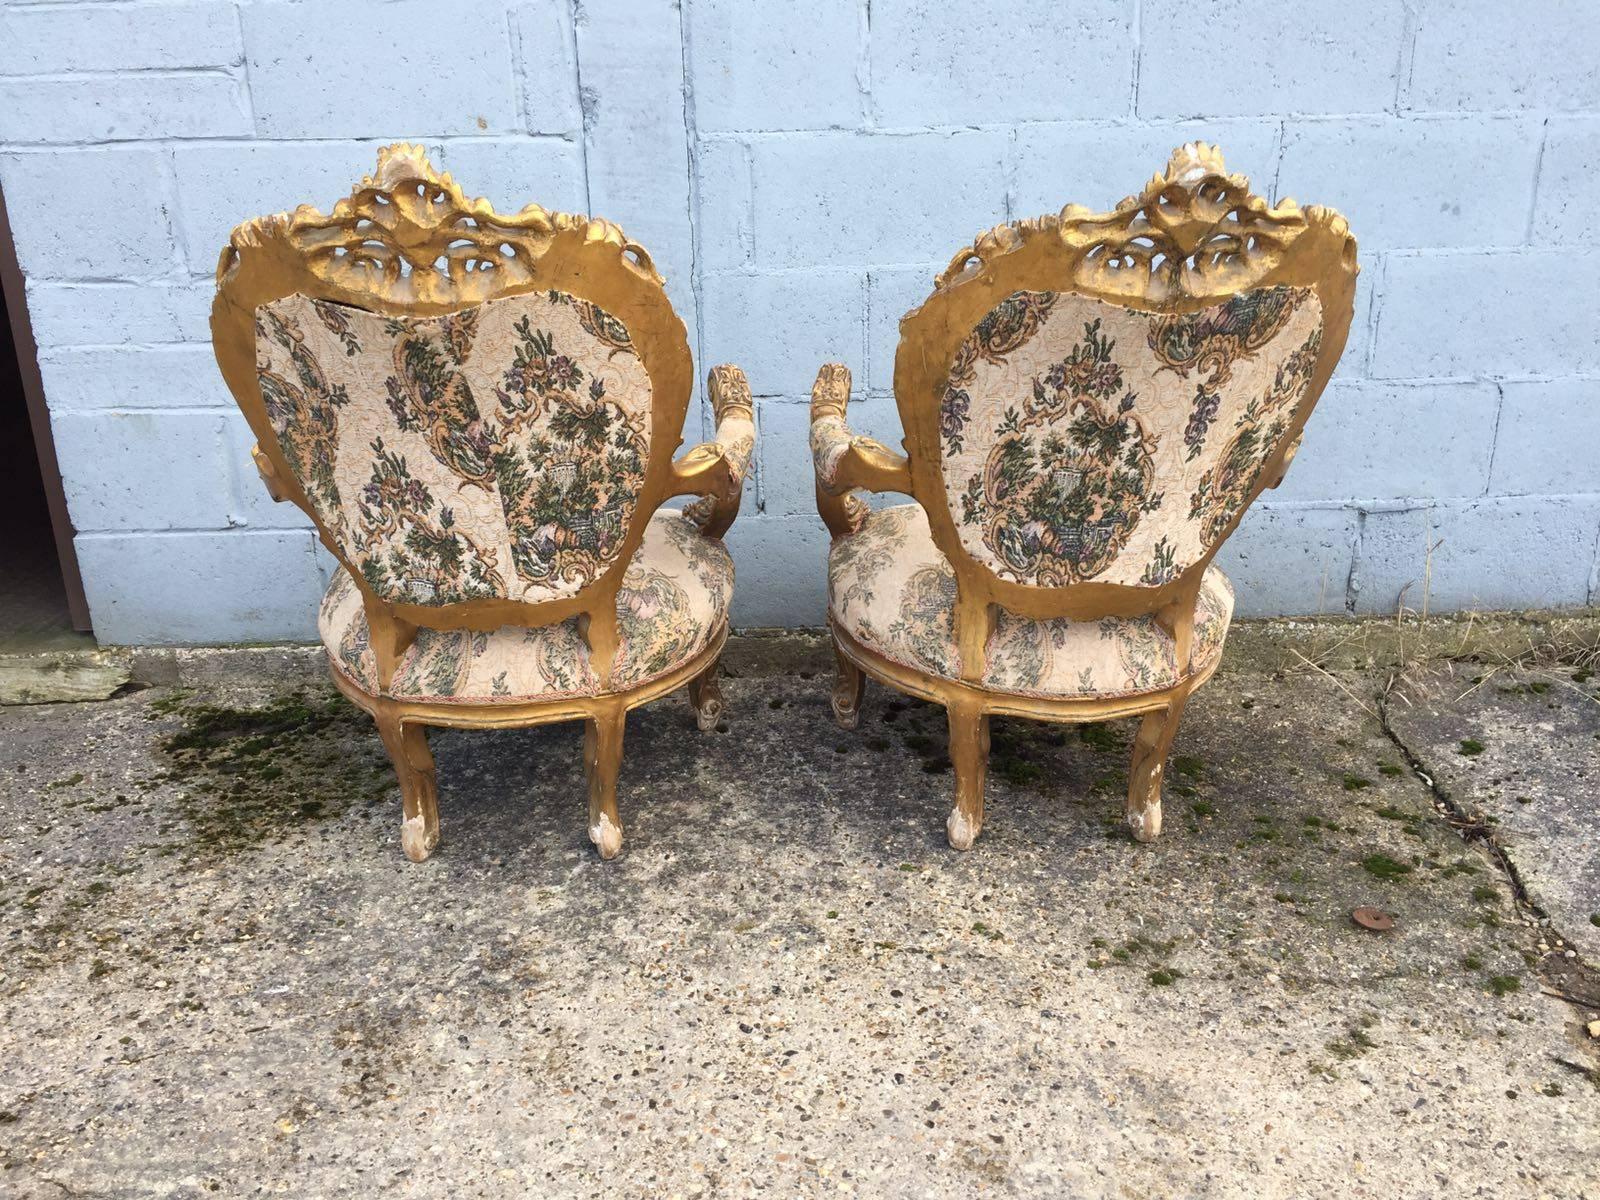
left=257, top=289, right=654, bottom=607
left=941, top=286, right=1322, bottom=588
left=810, top=412, right=854, bottom=491
left=830, top=505, right=1234, bottom=700
left=320, top=511, right=732, bottom=704
left=683, top=403, right=757, bottom=529
left=716, top=420, right=756, bottom=490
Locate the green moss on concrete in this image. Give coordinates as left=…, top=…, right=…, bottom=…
left=1078, top=723, right=1123, bottom=752
left=159, top=691, right=382, bottom=859
left=1361, top=853, right=1414, bottom=882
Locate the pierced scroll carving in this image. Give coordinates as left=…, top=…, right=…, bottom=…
left=936, top=142, right=1354, bottom=305
left=218, top=143, right=660, bottom=307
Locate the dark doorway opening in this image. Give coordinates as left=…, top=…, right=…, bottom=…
left=0, top=185, right=92, bottom=649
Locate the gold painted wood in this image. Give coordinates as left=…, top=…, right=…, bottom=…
left=812, top=143, right=1358, bottom=849
left=212, top=144, right=750, bottom=862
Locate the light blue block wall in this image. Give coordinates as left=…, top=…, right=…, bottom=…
left=0, top=0, right=1595, bottom=642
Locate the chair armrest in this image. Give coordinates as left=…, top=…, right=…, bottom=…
left=251, top=442, right=288, bottom=502
left=669, top=364, right=755, bottom=538
left=809, top=363, right=910, bottom=537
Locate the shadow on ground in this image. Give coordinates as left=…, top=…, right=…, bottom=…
left=1, top=652, right=1596, bottom=1197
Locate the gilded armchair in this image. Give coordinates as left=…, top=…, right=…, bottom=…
left=811, top=144, right=1357, bottom=849
left=212, top=145, right=754, bottom=862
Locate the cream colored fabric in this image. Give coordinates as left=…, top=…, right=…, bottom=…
left=810, top=411, right=854, bottom=491
left=940, top=286, right=1322, bottom=588
left=830, top=505, right=1233, bottom=700
left=257, top=289, right=653, bottom=607
left=712, top=411, right=757, bottom=489
left=683, top=403, right=756, bottom=528
left=321, top=511, right=731, bottom=703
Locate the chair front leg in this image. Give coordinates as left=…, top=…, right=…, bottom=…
left=830, top=637, right=865, bottom=729
left=376, top=712, right=440, bottom=862
left=945, top=696, right=990, bottom=850
left=584, top=700, right=627, bottom=859
left=1126, top=689, right=1191, bottom=842
left=687, top=656, right=726, bottom=732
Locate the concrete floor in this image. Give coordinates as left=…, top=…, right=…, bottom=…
left=2, top=639, right=1597, bottom=1197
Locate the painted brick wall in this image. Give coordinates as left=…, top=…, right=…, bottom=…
left=2, top=0, right=1595, bottom=643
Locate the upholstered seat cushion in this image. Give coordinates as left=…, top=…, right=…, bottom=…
left=321, top=511, right=731, bottom=703
left=829, top=505, right=1233, bottom=701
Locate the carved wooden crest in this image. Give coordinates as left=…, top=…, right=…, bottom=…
left=218, top=143, right=661, bottom=308
left=937, top=142, right=1354, bottom=305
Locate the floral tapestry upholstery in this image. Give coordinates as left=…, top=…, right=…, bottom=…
left=810, top=409, right=854, bottom=491
left=320, top=511, right=731, bottom=703
left=830, top=505, right=1234, bottom=700
left=940, top=286, right=1322, bottom=588
left=256, top=289, right=653, bottom=606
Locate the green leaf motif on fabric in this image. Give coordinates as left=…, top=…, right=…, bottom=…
left=255, top=289, right=655, bottom=607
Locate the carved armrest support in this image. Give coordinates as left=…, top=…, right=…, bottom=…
left=671, top=364, right=755, bottom=539
left=251, top=442, right=287, bottom=502
left=809, top=363, right=910, bottom=538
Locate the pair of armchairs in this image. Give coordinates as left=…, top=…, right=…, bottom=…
left=211, top=143, right=1357, bottom=863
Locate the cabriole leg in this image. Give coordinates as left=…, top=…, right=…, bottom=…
left=830, top=639, right=866, bottom=730
left=945, top=696, right=990, bottom=850
left=376, top=712, right=439, bottom=863
left=1126, top=690, right=1191, bottom=843
left=687, top=657, right=726, bottom=733
left=584, top=702, right=627, bottom=860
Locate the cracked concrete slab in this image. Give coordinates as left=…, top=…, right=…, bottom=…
left=0, top=655, right=1596, bottom=1197
left=1387, top=661, right=1600, bottom=965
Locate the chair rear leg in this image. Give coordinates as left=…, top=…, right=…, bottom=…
left=376, top=712, right=440, bottom=862
left=687, top=656, right=726, bottom=732
left=584, top=702, right=626, bottom=860
left=1126, top=689, right=1191, bottom=843
left=945, top=696, right=990, bottom=850
left=830, top=638, right=866, bottom=729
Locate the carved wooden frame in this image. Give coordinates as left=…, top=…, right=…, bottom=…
left=212, top=144, right=753, bottom=862
left=812, top=144, right=1358, bottom=849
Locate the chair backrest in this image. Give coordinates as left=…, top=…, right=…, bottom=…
left=212, top=144, right=693, bottom=681
left=892, top=143, right=1357, bottom=671
left=251, top=289, right=653, bottom=606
